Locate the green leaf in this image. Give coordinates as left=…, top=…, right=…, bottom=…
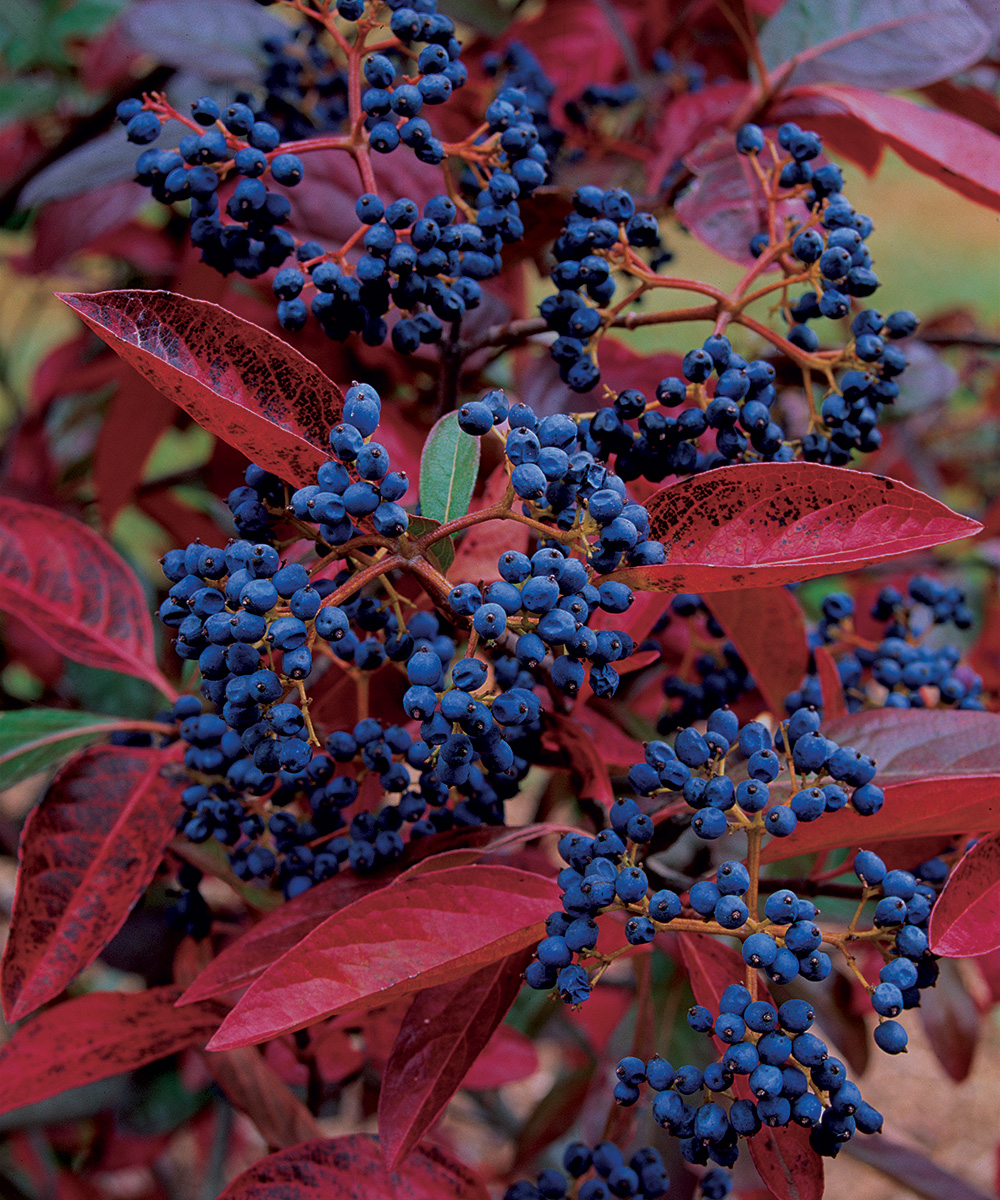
left=419, top=412, right=480, bottom=527
left=0, top=708, right=118, bottom=790
left=63, top=662, right=165, bottom=717
left=404, top=515, right=455, bottom=573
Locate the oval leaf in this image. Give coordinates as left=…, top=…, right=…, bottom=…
left=56, top=290, right=343, bottom=486
left=207, top=864, right=558, bottom=1050
left=787, top=85, right=1000, bottom=213
left=702, top=587, right=810, bottom=717
left=607, top=464, right=980, bottom=593
left=929, top=832, right=1000, bottom=957
left=216, top=1134, right=489, bottom=1200
left=419, top=411, right=481, bottom=526
left=677, top=935, right=824, bottom=1200
left=760, top=0, right=991, bottom=91
left=1, top=745, right=183, bottom=1022
left=378, top=950, right=532, bottom=1168
left=0, top=497, right=175, bottom=697
left=0, top=987, right=222, bottom=1117
left=0, top=708, right=119, bottom=790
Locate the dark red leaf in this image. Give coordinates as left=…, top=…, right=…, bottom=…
left=137, top=486, right=232, bottom=548
left=30, top=181, right=146, bottom=273
left=1, top=745, right=183, bottom=1022
left=202, top=1045, right=323, bottom=1149
left=448, top=464, right=527, bottom=586
left=378, top=949, right=532, bottom=1167
left=929, top=831, right=1000, bottom=957
left=677, top=935, right=824, bottom=1200
left=917, top=959, right=981, bottom=1082
left=702, top=588, right=810, bottom=717
left=0, top=497, right=175, bottom=697
left=786, top=85, right=1000, bottom=213
left=463, top=1024, right=539, bottom=1091
left=206, top=865, right=558, bottom=1050
left=608, top=464, right=979, bottom=593
left=217, top=1134, right=489, bottom=1200
left=0, top=987, right=222, bottom=1116
left=94, top=366, right=177, bottom=527
left=542, top=713, right=615, bottom=809
left=813, top=645, right=848, bottom=720
left=57, top=290, right=344, bottom=486
left=843, top=1133, right=996, bottom=1200
left=646, top=82, right=754, bottom=196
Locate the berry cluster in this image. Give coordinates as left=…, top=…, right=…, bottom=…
left=503, top=1141, right=672, bottom=1200
left=788, top=577, right=984, bottom=714
left=155, top=381, right=671, bottom=893
left=617, top=989, right=884, bottom=1165
left=117, top=0, right=553, bottom=348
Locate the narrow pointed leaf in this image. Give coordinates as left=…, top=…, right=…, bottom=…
left=207, top=865, right=558, bottom=1050
left=607, top=465, right=979, bottom=594
left=0, top=497, right=175, bottom=697
left=0, top=987, right=222, bottom=1117
left=929, top=831, right=1000, bottom=957
left=201, top=1045, right=323, bottom=1149
left=760, top=0, right=990, bottom=91
left=677, top=935, right=824, bottom=1200
left=0, top=708, right=120, bottom=789
left=419, top=411, right=480, bottom=525
left=216, top=1134, right=489, bottom=1200
left=702, top=588, right=810, bottom=717
left=1, top=745, right=183, bottom=1022
left=378, top=950, right=532, bottom=1168
left=57, top=290, right=343, bottom=486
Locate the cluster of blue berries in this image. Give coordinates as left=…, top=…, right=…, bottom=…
left=787, top=576, right=984, bottom=714
left=503, top=1141, right=675, bottom=1200
left=117, top=0, right=554, bottom=348
left=618, top=987, right=884, bottom=1164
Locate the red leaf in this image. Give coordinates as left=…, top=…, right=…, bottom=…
left=702, top=588, right=809, bottom=717
left=786, top=86, right=1000, bottom=212
left=217, top=1133, right=489, bottom=1200
left=813, top=645, right=848, bottom=720
left=608, top=464, right=980, bottom=593
left=94, top=366, right=177, bottom=527
left=677, top=936, right=824, bottom=1200
left=447, top=464, right=526, bottom=587
left=1, top=745, right=183, bottom=1022
left=647, top=82, right=754, bottom=196
left=463, top=1024, right=539, bottom=1090
left=378, top=950, right=531, bottom=1167
left=542, top=713, right=615, bottom=809
left=57, top=290, right=344, bottom=486
left=206, top=865, right=558, bottom=1050
left=202, top=1045, right=323, bottom=1149
left=0, top=987, right=221, bottom=1116
left=917, top=959, right=981, bottom=1082
left=0, top=497, right=175, bottom=697
left=29, top=181, right=146, bottom=273
left=929, top=832, right=1000, bottom=957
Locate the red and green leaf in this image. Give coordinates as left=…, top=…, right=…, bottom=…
left=1, top=744, right=183, bottom=1022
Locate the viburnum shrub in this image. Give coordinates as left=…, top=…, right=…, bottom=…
left=0, top=0, right=998, bottom=1197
